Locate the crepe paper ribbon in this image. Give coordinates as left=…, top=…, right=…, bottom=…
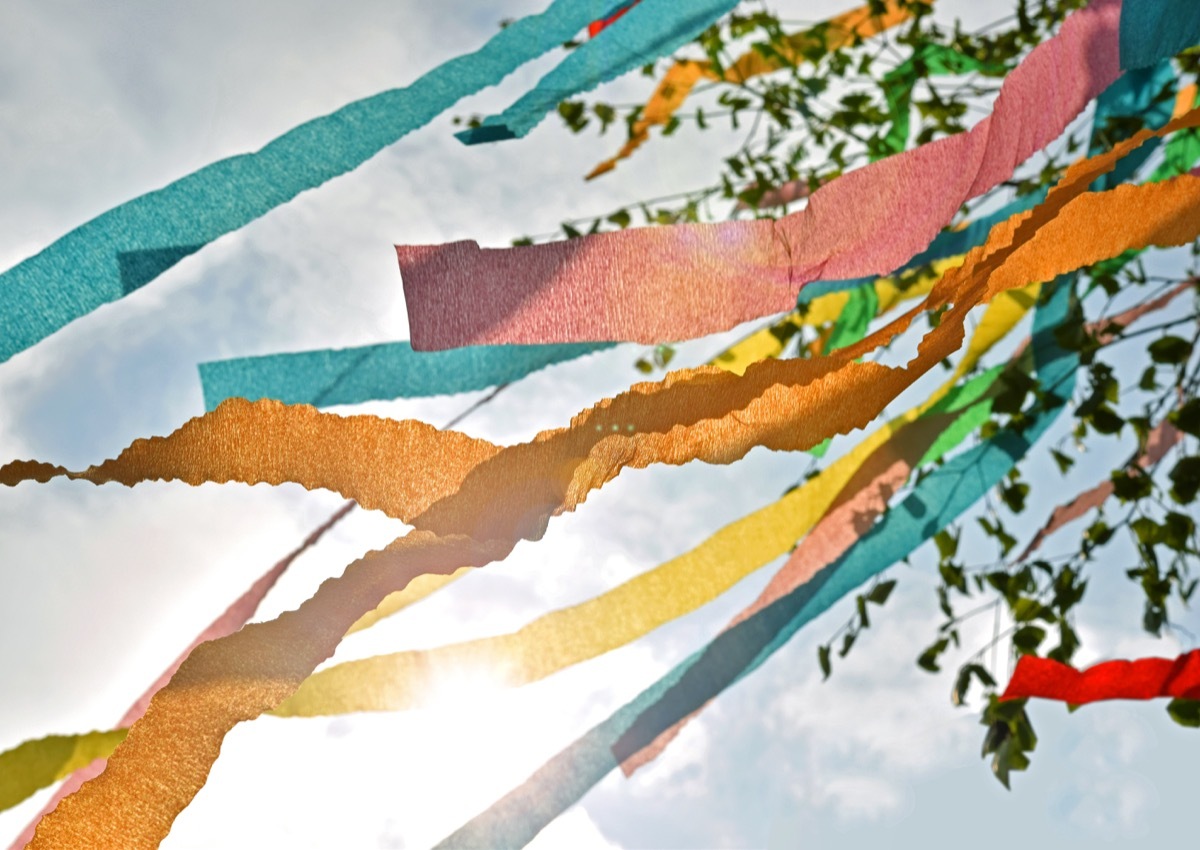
left=0, top=0, right=659, bottom=367
left=1119, top=0, right=1200, bottom=72
left=628, top=283, right=1196, bottom=773
left=613, top=71, right=1186, bottom=773
left=198, top=341, right=611, bottom=411
left=400, top=0, right=1129, bottom=350
left=1000, top=650, right=1200, bottom=704
left=0, top=499, right=343, bottom=846
left=745, top=42, right=1005, bottom=211
left=271, top=292, right=1026, bottom=719
left=435, top=279, right=1078, bottom=850
left=1020, top=418, right=1183, bottom=561
left=588, top=0, right=641, bottom=38
left=762, top=51, right=1172, bottom=226
left=712, top=255, right=954, bottom=375
left=454, top=0, right=742, bottom=145
left=585, top=0, right=932, bottom=180
left=807, top=283, right=880, bottom=457
left=13, top=119, right=1200, bottom=848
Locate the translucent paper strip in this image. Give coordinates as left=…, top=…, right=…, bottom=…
left=12, top=121, right=1200, bottom=848
left=198, top=341, right=610, bottom=410
left=712, top=256, right=954, bottom=375
left=0, top=499, right=340, bottom=843
left=587, top=0, right=931, bottom=179
left=454, top=0, right=741, bottom=144
left=436, top=279, right=1078, bottom=850
left=1020, top=418, right=1183, bottom=560
left=1000, top=650, right=1200, bottom=703
left=0, top=0, right=635, bottom=365
left=400, top=0, right=1125, bottom=349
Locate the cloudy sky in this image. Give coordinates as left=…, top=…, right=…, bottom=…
left=1, top=1, right=1197, bottom=847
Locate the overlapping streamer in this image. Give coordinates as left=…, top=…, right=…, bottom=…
left=400, top=0, right=1128, bottom=350
left=0, top=498, right=340, bottom=843
left=0, top=0, right=693, bottom=365
left=1020, top=418, right=1183, bottom=561
left=588, top=0, right=641, bottom=38
left=1000, top=650, right=1200, bottom=704
left=623, top=277, right=1196, bottom=773
left=9, top=87, right=1199, bottom=850
left=453, top=0, right=741, bottom=144
left=436, top=277, right=1079, bottom=850
left=198, top=341, right=610, bottom=411
left=584, top=0, right=931, bottom=179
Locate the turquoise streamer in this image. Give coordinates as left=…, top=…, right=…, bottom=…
left=434, top=281, right=1077, bottom=850
left=198, top=341, right=611, bottom=410
left=456, top=0, right=740, bottom=144
left=1119, top=0, right=1200, bottom=72
left=0, top=0, right=645, bottom=365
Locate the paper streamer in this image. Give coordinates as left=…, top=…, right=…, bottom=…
left=198, top=341, right=610, bottom=411
left=1000, top=650, right=1200, bottom=704
left=0, top=0, right=659, bottom=365
left=1019, top=418, right=1183, bottom=561
left=625, top=281, right=1195, bottom=773
left=435, top=277, right=1078, bottom=850
left=0, top=498, right=342, bottom=844
left=588, top=0, right=641, bottom=38
left=586, top=0, right=931, bottom=179
left=712, top=256, right=953, bottom=375
left=12, top=107, right=1200, bottom=849
left=400, top=0, right=1127, bottom=350
left=454, top=0, right=741, bottom=144
left=271, top=351, right=1013, bottom=719
left=1119, top=0, right=1200, bottom=72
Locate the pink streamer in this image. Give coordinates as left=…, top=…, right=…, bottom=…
left=5, top=503, right=351, bottom=850
left=400, top=0, right=1123, bottom=349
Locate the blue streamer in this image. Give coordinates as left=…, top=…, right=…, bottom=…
left=434, top=280, right=1077, bottom=850
left=1119, top=0, right=1200, bottom=72
left=0, top=0, right=644, bottom=365
left=456, top=0, right=740, bottom=144
left=198, top=341, right=611, bottom=410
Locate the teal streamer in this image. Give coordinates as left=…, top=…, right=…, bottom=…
left=456, top=0, right=740, bottom=144
left=1119, top=0, right=1200, bottom=72
left=198, top=341, right=611, bottom=410
left=0, top=0, right=626, bottom=365
left=434, top=275, right=1075, bottom=850
left=434, top=281, right=1078, bottom=850
left=439, top=52, right=1176, bottom=841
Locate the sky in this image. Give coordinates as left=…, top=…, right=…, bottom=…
left=0, top=1, right=1197, bottom=848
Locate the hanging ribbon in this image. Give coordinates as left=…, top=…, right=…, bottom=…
left=1001, top=650, right=1200, bottom=704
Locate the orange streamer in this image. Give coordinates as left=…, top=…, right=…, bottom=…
left=586, top=0, right=929, bottom=178
left=6, top=113, right=1200, bottom=849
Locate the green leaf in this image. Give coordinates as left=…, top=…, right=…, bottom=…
left=839, top=630, right=856, bottom=657
left=818, top=644, right=832, bottom=680
left=867, top=579, right=897, bottom=605
left=1169, top=398, right=1200, bottom=437
left=1051, top=449, right=1075, bottom=475
left=1012, top=625, right=1046, bottom=655
left=1169, top=456, right=1200, bottom=504
left=1112, top=468, right=1153, bottom=502
left=1166, top=698, right=1200, bottom=728
left=1148, top=335, right=1193, bottom=365
left=934, top=529, right=959, bottom=560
